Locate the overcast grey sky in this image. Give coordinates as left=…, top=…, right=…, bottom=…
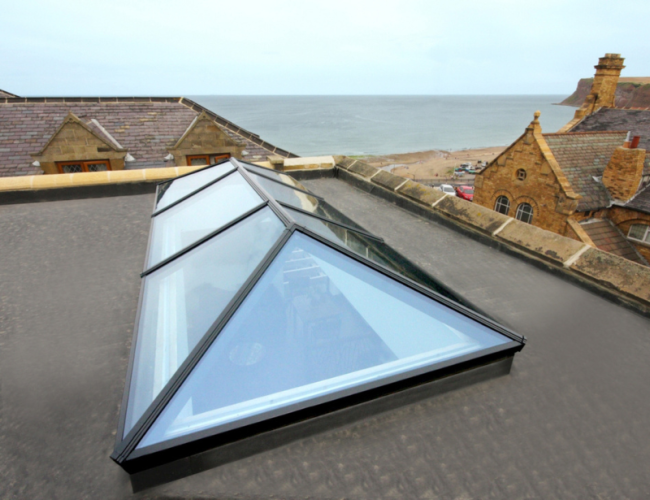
left=1, top=0, right=648, bottom=96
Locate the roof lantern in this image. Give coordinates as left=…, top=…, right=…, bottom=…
left=111, top=158, right=525, bottom=488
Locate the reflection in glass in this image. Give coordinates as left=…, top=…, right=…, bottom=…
left=138, top=232, right=507, bottom=448
left=242, top=163, right=305, bottom=189
left=124, top=208, right=286, bottom=436
left=148, top=171, right=262, bottom=267
left=157, top=162, right=234, bottom=210
left=248, top=172, right=321, bottom=211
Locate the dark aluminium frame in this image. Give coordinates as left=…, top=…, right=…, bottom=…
left=112, top=158, right=526, bottom=483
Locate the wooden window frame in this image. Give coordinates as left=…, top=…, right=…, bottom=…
left=186, top=153, right=231, bottom=167
left=56, top=159, right=112, bottom=173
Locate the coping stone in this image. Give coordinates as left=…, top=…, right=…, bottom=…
left=496, top=218, right=586, bottom=264
left=434, top=196, right=511, bottom=235
left=337, top=158, right=357, bottom=170
left=372, top=170, right=407, bottom=191
left=571, top=247, right=650, bottom=305
left=396, top=180, right=446, bottom=206
left=349, top=161, right=379, bottom=178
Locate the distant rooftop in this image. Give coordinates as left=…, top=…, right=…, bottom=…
left=0, top=96, right=296, bottom=177
left=543, top=131, right=627, bottom=211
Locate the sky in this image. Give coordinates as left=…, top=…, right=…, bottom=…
left=1, top=0, right=649, bottom=96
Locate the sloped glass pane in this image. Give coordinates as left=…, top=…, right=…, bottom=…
left=137, top=232, right=508, bottom=448
left=148, top=171, right=262, bottom=267
left=156, top=162, right=234, bottom=210
left=124, top=207, right=286, bottom=436
left=243, top=163, right=306, bottom=189
left=248, top=172, right=321, bottom=210
left=241, top=162, right=283, bottom=179
left=284, top=207, right=464, bottom=302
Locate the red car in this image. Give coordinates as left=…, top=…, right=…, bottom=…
left=455, top=185, right=474, bottom=201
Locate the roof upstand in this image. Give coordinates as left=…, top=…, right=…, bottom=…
left=111, top=159, right=525, bottom=490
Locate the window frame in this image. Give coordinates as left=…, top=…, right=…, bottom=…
left=56, top=159, right=112, bottom=173
left=628, top=224, right=650, bottom=244
left=186, top=153, right=231, bottom=167
left=494, top=196, right=510, bottom=216
left=515, top=203, right=534, bottom=224
left=516, top=169, right=527, bottom=181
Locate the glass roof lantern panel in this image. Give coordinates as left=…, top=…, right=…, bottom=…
left=124, top=207, right=286, bottom=436
left=248, top=172, right=321, bottom=212
left=242, top=163, right=305, bottom=189
left=148, top=171, right=263, bottom=268
left=156, top=161, right=234, bottom=210
left=137, top=232, right=509, bottom=449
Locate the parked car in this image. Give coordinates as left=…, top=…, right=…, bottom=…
left=438, top=184, right=457, bottom=196
left=455, top=185, right=474, bottom=201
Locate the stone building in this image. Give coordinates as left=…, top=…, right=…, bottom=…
left=473, top=54, right=650, bottom=265
left=0, top=92, right=295, bottom=177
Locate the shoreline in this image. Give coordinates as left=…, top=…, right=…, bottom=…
left=355, top=146, right=506, bottom=181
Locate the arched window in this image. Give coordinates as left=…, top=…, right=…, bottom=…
left=516, top=203, right=533, bottom=224
left=494, top=196, right=510, bottom=215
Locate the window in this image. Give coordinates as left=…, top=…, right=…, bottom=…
left=628, top=224, right=650, bottom=243
left=56, top=160, right=111, bottom=173
left=516, top=169, right=527, bottom=181
left=494, top=196, right=510, bottom=215
left=516, top=203, right=534, bottom=224
left=186, top=153, right=231, bottom=166
left=112, top=158, right=525, bottom=484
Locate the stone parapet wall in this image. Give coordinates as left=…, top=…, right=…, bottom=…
left=335, top=157, right=650, bottom=315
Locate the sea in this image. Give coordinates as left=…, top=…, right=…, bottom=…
left=191, top=95, right=575, bottom=157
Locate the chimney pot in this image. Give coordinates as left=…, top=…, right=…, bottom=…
left=631, top=136, right=641, bottom=149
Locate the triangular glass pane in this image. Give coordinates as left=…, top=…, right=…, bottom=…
left=148, top=171, right=263, bottom=268
left=286, top=206, right=401, bottom=266
left=156, top=162, right=234, bottom=210
left=136, top=232, right=509, bottom=449
left=284, top=207, right=465, bottom=302
left=124, top=207, right=286, bottom=437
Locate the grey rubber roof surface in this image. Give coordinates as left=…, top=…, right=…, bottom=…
left=1, top=178, right=650, bottom=499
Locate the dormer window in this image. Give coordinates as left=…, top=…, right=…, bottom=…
left=56, top=160, right=111, bottom=173
left=186, top=154, right=231, bottom=166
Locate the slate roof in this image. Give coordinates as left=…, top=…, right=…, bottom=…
left=580, top=219, right=648, bottom=265
left=570, top=107, right=650, bottom=176
left=543, top=131, right=627, bottom=211
left=0, top=97, right=296, bottom=177
left=625, top=183, right=650, bottom=214
left=0, top=89, right=18, bottom=98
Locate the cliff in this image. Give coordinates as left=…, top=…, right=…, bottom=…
left=560, top=77, right=650, bottom=108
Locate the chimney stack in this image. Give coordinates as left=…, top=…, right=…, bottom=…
left=571, top=53, right=625, bottom=123
left=602, top=142, right=646, bottom=202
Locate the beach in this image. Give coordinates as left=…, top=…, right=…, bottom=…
left=358, top=146, right=506, bottom=182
